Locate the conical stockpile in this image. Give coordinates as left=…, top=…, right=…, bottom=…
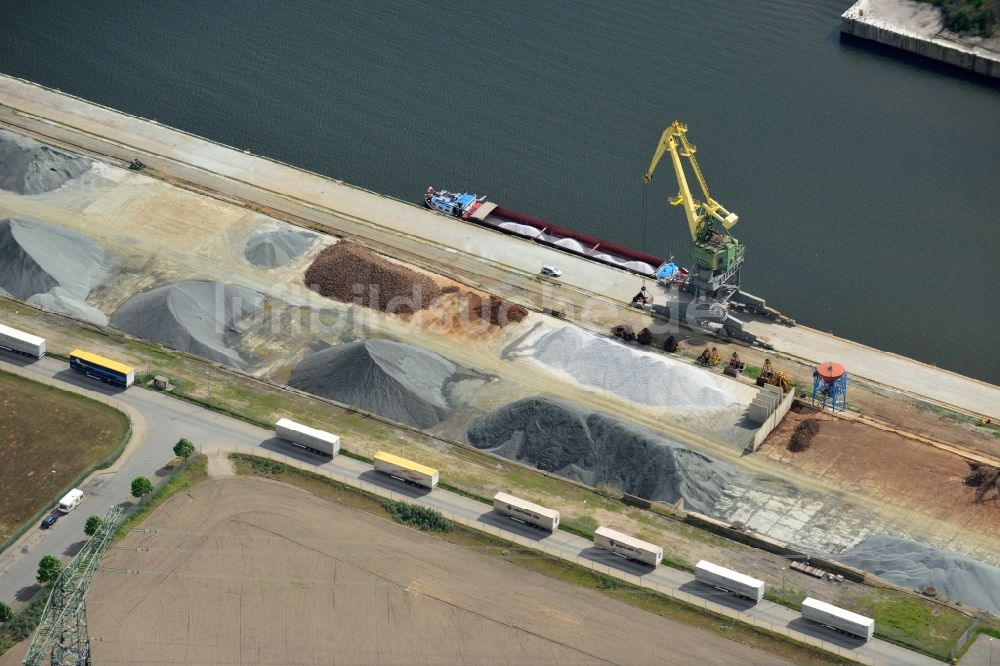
left=468, top=396, right=737, bottom=514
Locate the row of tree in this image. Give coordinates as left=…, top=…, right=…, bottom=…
left=0, top=439, right=196, bottom=637
left=0, top=439, right=202, bottom=623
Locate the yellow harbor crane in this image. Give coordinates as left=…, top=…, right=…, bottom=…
left=643, top=120, right=745, bottom=296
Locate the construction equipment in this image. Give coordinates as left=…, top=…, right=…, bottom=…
left=643, top=120, right=745, bottom=300
left=724, top=351, right=746, bottom=377
left=698, top=346, right=721, bottom=367
left=612, top=324, right=637, bottom=341
left=630, top=285, right=652, bottom=307
left=756, top=358, right=792, bottom=392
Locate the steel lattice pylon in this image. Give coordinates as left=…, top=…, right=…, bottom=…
left=24, top=505, right=125, bottom=666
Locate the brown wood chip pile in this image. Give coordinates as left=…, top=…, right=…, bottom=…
left=304, top=242, right=441, bottom=314
left=788, top=419, right=820, bottom=452
left=466, top=294, right=528, bottom=326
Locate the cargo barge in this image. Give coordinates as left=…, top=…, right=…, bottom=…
left=424, top=187, right=679, bottom=279
left=424, top=186, right=791, bottom=344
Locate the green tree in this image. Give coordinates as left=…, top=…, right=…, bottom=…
left=36, top=555, right=62, bottom=584
left=130, top=476, right=154, bottom=501
left=84, top=515, right=103, bottom=536
left=173, top=438, right=196, bottom=459
left=0, top=601, right=12, bottom=622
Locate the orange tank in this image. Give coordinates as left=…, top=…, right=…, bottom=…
left=816, top=361, right=845, bottom=383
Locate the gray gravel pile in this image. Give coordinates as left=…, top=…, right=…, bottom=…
left=0, top=128, right=91, bottom=195
left=0, top=217, right=108, bottom=324
left=467, top=397, right=736, bottom=514
left=110, top=280, right=263, bottom=369
left=244, top=227, right=316, bottom=268
left=289, top=339, right=456, bottom=428
left=521, top=326, right=740, bottom=408
left=839, top=535, right=1000, bottom=614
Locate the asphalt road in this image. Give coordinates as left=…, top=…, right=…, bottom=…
left=0, top=355, right=940, bottom=665
left=0, top=355, right=270, bottom=607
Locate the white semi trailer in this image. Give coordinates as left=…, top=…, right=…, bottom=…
left=593, top=526, right=663, bottom=566
left=492, top=491, right=560, bottom=532
left=695, top=560, right=765, bottom=602
left=373, top=451, right=439, bottom=489
left=801, top=597, right=874, bottom=640
left=275, top=418, right=340, bottom=456
left=0, top=323, right=45, bottom=359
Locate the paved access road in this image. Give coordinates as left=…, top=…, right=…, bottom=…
left=0, top=74, right=996, bottom=421
left=0, top=356, right=939, bottom=665
left=0, top=356, right=269, bottom=607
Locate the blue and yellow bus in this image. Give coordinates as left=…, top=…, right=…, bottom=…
left=69, top=349, right=135, bottom=388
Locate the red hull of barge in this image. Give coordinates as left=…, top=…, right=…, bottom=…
left=491, top=207, right=665, bottom=267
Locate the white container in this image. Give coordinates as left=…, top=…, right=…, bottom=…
left=801, top=597, right=874, bottom=640
left=593, top=526, right=662, bottom=566
left=275, top=418, right=340, bottom=456
left=695, top=560, right=765, bottom=602
left=373, top=451, right=439, bottom=489
left=0, top=323, right=45, bottom=359
left=57, top=488, right=84, bottom=514
left=492, top=491, right=560, bottom=532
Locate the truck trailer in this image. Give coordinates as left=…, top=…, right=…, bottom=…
left=492, top=491, right=560, bottom=532
left=275, top=418, right=340, bottom=456
left=373, top=451, right=439, bottom=489
left=69, top=349, right=134, bottom=388
left=801, top=597, right=874, bottom=640
left=695, top=560, right=765, bottom=601
left=593, top=526, right=663, bottom=566
left=0, top=323, right=45, bottom=359
left=57, top=488, right=84, bottom=514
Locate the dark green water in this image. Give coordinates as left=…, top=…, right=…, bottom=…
left=3, top=0, right=999, bottom=383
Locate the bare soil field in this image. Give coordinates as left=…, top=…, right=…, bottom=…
left=760, top=403, right=1000, bottom=558
left=0, top=370, right=128, bottom=542
left=85, top=477, right=789, bottom=665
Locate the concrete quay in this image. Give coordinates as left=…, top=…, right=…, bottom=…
left=842, top=0, right=1000, bottom=79
left=0, top=73, right=998, bottom=420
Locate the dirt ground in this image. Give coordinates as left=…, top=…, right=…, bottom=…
left=760, top=403, right=1000, bottom=562
left=80, top=477, right=788, bottom=665
left=0, top=371, right=128, bottom=541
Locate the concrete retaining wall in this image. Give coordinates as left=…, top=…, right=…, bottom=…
left=841, top=1, right=1000, bottom=80
left=684, top=512, right=868, bottom=583
left=747, top=388, right=796, bottom=452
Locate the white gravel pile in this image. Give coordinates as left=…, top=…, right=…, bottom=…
left=0, top=217, right=108, bottom=324
left=839, top=535, right=1000, bottom=614
left=497, top=221, right=542, bottom=238
left=110, top=280, right=263, bottom=369
left=0, top=128, right=91, bottom=195
left=468, top=397, right=736, bottom=514
left=244, top=227, right=316, bottom=268
left=546, top=236, right=587, bottom=253
left=495, top=222, right=655, bottom=274
left=289, top=339, right=456, bottom=428
left=590, top=254, right=656, bottom=274
left=517, top=325, right=744, bottom=409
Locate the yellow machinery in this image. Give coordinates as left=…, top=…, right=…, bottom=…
left=643, top=120, right=745, bottom=296
left=757, top=358, right=792, bottom=392
left=698, top=346, right=721, bottom=367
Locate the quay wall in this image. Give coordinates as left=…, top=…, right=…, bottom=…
left=841, top=0, right=1000, bottom=80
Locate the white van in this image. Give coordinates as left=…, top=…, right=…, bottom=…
left=57, top=488, right=84, bottom=514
